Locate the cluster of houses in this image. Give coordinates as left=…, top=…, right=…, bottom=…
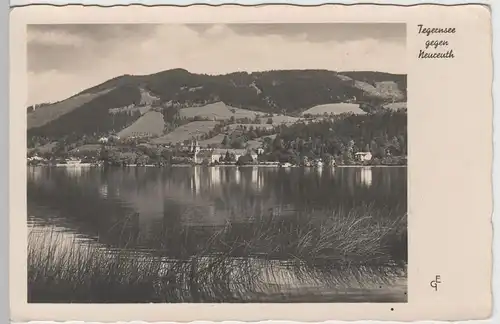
left=28, top=136, right=375, bottom=167
left=181, top=140, right=259, bottom=165
left=27, top=155, right=46, bottom=164
left=27, top=155, right=94, bottom=167
left=183, top=140, right=339, bottom=167
left=161, top=140, right=373, bottom=166
left=98, top=134, right=121, bottom=144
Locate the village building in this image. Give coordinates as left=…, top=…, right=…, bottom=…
left=186, top=140, right=202, bottom=163
left=130, top=132, right=154, bottom=139
left=261, top=161, right=280, bottom=166
left=27, top=155, right=45, bottom=163
left=170, top=140, right=260, bottom=165
left=313, top=159, right=324, bottom=167
left=249, top=151, right=258, bottom=161
left=323, top=157, right=336, bottom=167
left=211, top=148, right=247, bottom=164
left=98, top=134, right=120, bottom=144
left=189, top=140, right=201, bottom=154
left=301, top=156, right=311, bottom=167
left=355, top=152, right=373, bottom=162
left=196, top=150, right=214, bottom=164
left=98, top=137, right=109, bottom=144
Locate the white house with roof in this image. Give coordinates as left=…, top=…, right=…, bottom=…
left=27, top=155, right=45, bottom=162
left=249, top=150, right=258, bottom=161
left=98, top=137, right=109, bottom=144
left=355, top=152, right=373, bottom=162
left=211, top=149, right=248, bottom=163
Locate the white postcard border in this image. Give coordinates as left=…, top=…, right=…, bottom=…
left=8, top=3, right=494, bottom=322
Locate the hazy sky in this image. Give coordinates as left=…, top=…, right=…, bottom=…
left=28, top=23, right=406, bottom=106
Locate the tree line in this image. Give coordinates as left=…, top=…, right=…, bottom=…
left=255, top=110, right=407, bottom=165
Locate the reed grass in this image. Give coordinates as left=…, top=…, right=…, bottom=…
left=28, top=206, right=407, bottom=303
left=204, top=204, right=407, bottom=265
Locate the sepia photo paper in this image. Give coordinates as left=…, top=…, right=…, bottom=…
left=9, top=3, right=493, bottom=322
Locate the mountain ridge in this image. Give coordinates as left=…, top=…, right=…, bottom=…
left=27, top=68, right=407, bottom=140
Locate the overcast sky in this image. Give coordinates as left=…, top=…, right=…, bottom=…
left=28, top=23, right=406, bottom=106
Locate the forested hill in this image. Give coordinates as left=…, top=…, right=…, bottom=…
left=27, top=69, right=406, bottom=138
left=79, top=69, right=407, bottom=112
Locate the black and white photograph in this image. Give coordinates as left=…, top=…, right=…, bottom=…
left=26, top=23, right=408, bottom=303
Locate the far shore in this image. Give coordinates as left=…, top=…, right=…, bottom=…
left=28, top=164, right=407, bottom=168
left=335, top=165, right=407, bottom=168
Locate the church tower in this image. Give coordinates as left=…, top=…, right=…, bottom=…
left=194, top=140, right=200, bottom=154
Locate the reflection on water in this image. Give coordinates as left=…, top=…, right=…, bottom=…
left=28, top=166, right=407, bottom=235
left=65, top=166, right=83, bottom=177
left=28, top=167, right=43, bottom=182
left=210, top=167, right=221, bottom=186
left=99, top=184, right=108, bottom=198
left=360, top=167, right=373, bottom=187
left=27, top=166, right=407, bottom=303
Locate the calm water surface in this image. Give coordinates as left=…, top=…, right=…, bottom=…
left=28, top=166, right=407, bottom=302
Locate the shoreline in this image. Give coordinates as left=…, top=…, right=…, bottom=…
left=335, top=165, right=407, bottom=168
left=28, top=164, right=407, bottom=168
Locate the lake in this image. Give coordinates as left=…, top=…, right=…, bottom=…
left=27, top=166, right=408, bottom=303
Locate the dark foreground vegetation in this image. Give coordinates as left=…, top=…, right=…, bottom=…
left=28, top=205, right=407, bottom=303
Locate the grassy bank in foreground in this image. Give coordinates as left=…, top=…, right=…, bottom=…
left=28, top=207, right=407, bottom=303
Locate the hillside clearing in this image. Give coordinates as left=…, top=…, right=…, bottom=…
left=151, top=121, right=218, bottom=144
left=178, top=101, right=298, bottom=125
left=245, top=140, right=262, bottom=150
left=69, top=144, right=102, bottom=154
left=254, top=134, right=277, bottom=142
left=198, top=134, right=226, bottom=147
left=226, top=124, right=275, bottom=131
left=353, top=80, right=405, bottom=101
left=108, top=104, right=151, bottom=115
left=118, top=111, right=165, bottom=138
left=383, top=102, right=407, bottom=111
left=179, top=101, right=266, bottom=121
left=139, top=88, right=160, bottom=106
left=301, top=103, right=367, bottom=116
left=28, top=142, right=58, bottom=154
left=109, top=88, right=160, bottom=115
left=266, top=115, right=301, bottom=125
left=229, top=106, right=268, bottom=120
left=28, top=88, right=114, bottom=129
left=336, top=74, right=354, bottom=82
